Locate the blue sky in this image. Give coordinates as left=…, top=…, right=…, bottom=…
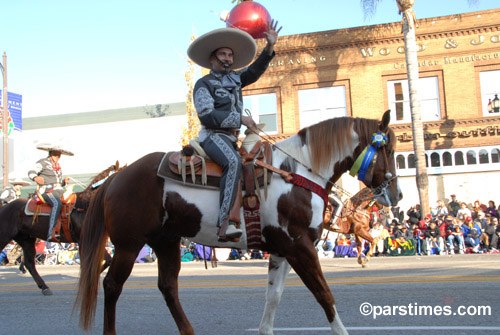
left=1, top=0, right=498, bottom=118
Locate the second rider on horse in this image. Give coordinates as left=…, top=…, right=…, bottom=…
left=28, top=143, right=73, bottom=242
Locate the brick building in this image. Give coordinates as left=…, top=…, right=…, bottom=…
left=243, top=8, right=500, bottom=210
left=9, top=9, right=500, bottom=211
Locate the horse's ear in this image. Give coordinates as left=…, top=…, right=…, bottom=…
left=379, top=110, right=391, bottom=131
left=115, top=160, right=120, bottom=170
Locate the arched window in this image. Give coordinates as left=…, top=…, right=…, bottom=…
left=492, top=148, right=500, bottom=163
left=430, top=152, right=440, bottom=167
left=443, top=152, right=452, bottom=166
left=467, top=150, right=477, bottom=165
left=396, top=155, right=406, bottom=169
left=455, top=151, right=465, bottom=166
left=408, top=154, right=416, bottom=169
left=479, top=149, right=489, bottom=164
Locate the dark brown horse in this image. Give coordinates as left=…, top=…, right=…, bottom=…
left=76, top=111, right=402, bottom=335
left=0, top=162, right=122, bottom=295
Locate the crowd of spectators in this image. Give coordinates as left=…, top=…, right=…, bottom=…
left=0, top=241, right=80, bottom=266
left=316, top=193, right=500, bottom=258
left=3, top=193, right=499, bottom=266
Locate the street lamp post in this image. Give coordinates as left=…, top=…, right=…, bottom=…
left=0, top=52, right=8, bottom=189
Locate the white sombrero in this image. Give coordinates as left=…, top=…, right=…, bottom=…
left=10, top=178, right=30, bottom=186
left=36, top=143, right=74, bottom=156
left=188, top=28, right=257, bottom=69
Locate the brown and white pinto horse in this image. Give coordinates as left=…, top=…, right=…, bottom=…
left=0, top=162, right=122, bottom=295
left=76, top=110, right=402, bottom=335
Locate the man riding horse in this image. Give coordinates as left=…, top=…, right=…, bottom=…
left=28, top=143, right=73, bottom=242
left=187, top=21, right=281, bottom=241
left=0, top=178, right=30, bottom=204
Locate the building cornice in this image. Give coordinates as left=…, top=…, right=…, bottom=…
left=392, top=116, right=500, bottom=131
left=263, top=8, right=500, bottom=55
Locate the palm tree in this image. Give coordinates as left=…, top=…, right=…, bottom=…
left=360, top=0, right=478, bottom=217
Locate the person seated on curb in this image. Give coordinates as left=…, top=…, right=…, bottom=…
left=462, top=215, right=482, bottom=253
left=391, top=221, right=411, bottom=250
left=446, top=216, right=464, bottom=254
left=413, top=220, right=428, bottom=256
left=316, top=229, right=336, bottom=258
left=425, top=220, right=444, bottom=255
left=482, top=216, right=499, bottom=252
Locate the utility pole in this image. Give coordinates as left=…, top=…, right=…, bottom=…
left=1, top=52, right=8, bottom=189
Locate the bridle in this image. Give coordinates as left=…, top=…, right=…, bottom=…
left=349, top=131, right=397, bottom=204
left=245, top=115, right=397, bottom=204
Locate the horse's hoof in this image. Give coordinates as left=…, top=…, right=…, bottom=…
left=361, top=263, right=367, bottom=268
left=42, top=288, right=53, bottom=296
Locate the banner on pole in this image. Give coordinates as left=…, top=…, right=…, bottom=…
left=0, top=90, right=22, bottom=135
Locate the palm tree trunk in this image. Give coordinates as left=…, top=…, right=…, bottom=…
left=402, top=14, right=430, bottom=217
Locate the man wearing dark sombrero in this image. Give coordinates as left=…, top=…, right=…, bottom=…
left=188, top=20, right=281, bottom=241
left=28, top=143, right=73, bottom=241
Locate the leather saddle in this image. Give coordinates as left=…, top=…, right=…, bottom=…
left=157, top=133, right=273, bottom=190
left=25, top=192, right=76, bottom=215
left=24, top=191, right=77, bottom=242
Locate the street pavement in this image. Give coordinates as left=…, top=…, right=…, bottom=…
left=0, top=253, right=499, bottom=335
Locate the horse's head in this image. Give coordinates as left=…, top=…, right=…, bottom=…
left=350, top=110, right=402, bottom=207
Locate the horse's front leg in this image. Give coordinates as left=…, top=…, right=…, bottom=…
left=354, top=234, right=364, bottom=266
left=354, top=226, right=374, bottom=267
left=367, top=237, right=379, bottom=260
left=286, top=238, right=348, bottom=335
left=16, top=239, right=52, bottom=295
left=258, top=254, right=291, bottom=335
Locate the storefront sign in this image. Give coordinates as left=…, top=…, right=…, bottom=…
left=361, top=34, right=500, bottom=58
left=397, top=125, right=500, bottom=142
left=268, top=55, right=326, bottom=67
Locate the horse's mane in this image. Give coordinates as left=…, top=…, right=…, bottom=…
left=76, top=161, right=125, bottom=202
left=299, top=117, right=394, bottom=173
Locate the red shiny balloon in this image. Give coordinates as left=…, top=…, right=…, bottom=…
left=226, top=1, right=271, bottom=39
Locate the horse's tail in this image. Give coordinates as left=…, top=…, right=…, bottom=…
left=74, top=177, right=112, bottom=330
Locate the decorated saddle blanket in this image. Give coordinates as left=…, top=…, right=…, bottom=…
left=24, top=193, right=77, bottom=216
left=157, top=141, right=273, bottom=190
